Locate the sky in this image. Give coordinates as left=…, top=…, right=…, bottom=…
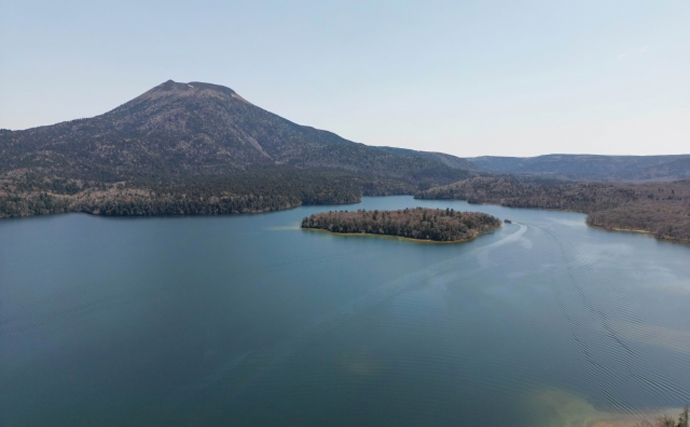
left=1, top=0, right=689, bottom=157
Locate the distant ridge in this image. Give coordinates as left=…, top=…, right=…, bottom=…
left=373, top=146, right=479, bottom=171
left=468, top=154, right=690, bottom=181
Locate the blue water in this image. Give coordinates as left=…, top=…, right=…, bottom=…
left=1, top=196, right=689, bottom=426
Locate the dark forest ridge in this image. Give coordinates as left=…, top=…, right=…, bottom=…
left=469, top=154, right=690, bottom=182
left=302, top=208, right=501, bottom=242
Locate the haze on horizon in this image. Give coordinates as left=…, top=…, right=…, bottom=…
left=1, top=0, right=688, bottom=158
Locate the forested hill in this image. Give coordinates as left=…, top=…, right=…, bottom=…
left=0, top=169, right=404, bottom=219
left=416, top=177, right=690, bottom=243
left=302, top=208, right=501, bottom=242
left=373, top=146, right=479, bottom=171
left=468, top=154, right=690, bottom=182
left=0, top=80, right=470, bottom=186
left=0, top=80, right=478, bottom=219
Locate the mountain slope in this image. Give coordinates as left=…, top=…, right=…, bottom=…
left=616, top=157, right=690, bottom=181
left=373, top=146, right=479, bottom=170
left=0, top=80, right=469, bottom=187
left=468, top=154, right=690, bottom=181
left=0, top=80, right=477, bottom=219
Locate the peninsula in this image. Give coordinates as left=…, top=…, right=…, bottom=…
left=301, top=208, right=501, bottom=242
left=415, top=177, right=690, bottom=243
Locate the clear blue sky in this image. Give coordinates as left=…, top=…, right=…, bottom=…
left=1, top=0, right=688, bottom=157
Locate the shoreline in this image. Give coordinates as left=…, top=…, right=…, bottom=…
left=4, top=194, right=686, bottom=244
left=588, top=223, right=690, bottom=244
left=416, top=196, right=690, bottom=244
left=587, top=223, right=652, bottom=235
left=301, top=225, right=501, bottom=244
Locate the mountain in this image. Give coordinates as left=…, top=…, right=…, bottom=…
left=0, top=80, right=475, bottom=219
left=0, top=80, right=469, bottom=187
left=469, top=154, right=690, bottom=182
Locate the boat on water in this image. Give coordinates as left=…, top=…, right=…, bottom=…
left=504, top=219, right=512, bottom=224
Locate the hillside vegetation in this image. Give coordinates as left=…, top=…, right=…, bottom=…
left=0, top=80, right=478, bottom=219
left=3, top=79, right=687, bottom=228
left=302, top=208, right=501, bottom=242
left=416, top=177, right=690, bottom=243
left=0, top=80, right=470, bottom=186
left=0, top=169, right=413, bottom=218
left=468, top=154, right=690, bottom=182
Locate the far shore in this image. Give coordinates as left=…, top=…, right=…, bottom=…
left=417, top=196, right=690, bottom=244
left=588, top=223, right=652, bottom=235
left=588, top=223, right=690, bottom=244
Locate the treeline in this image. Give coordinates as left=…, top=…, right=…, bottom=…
left=587, top=202, right=690, bottom=242
left=0, top=191, right=72, bottom=218
left=415, top=177, right=690, bottom=243
left=82, top=170, right=363, bottom=216
left=301, top=207, right=501, bottom=242
left=415, top=177, right=642, bottom=211
left=0, top=169, right=375, bottom=219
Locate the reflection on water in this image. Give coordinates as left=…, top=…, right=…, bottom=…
left=530, top=388, right=680, bottom=427
left=1, top=196, right=689, bottom=427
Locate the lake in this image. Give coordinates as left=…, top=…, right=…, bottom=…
left=1, top=196, right=689, bottom=426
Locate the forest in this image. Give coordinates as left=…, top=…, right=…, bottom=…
left=301, top=208, right=501, bottom=242
left=0, top=79, right=478, bottom=221
left=0, top=169, right=410, bottom=218
left=415, top=177, right=690, bottom=243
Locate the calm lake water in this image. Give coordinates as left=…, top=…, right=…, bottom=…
left=1, top=196, right=689, bottom=426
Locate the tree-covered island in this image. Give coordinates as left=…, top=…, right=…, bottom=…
left=301, top=208, right=501, bottom=242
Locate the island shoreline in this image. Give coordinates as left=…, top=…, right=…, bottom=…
left=301, top=225, right=501, bottom=244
